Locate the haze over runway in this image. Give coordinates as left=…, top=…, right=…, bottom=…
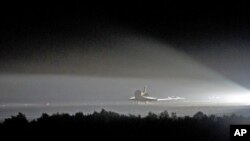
left=1, top=1, right=250, bottom=118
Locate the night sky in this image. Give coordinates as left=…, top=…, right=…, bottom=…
left=1, top=1, right=250, bottom=105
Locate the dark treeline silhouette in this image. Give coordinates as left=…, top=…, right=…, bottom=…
left=0, top=110, right=250, bottom=140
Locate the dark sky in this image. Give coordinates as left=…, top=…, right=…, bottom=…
left=1, top=1, right=250, bottom=104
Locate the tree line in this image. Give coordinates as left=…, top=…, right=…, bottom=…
left=0, top=109, right=250, bottom=140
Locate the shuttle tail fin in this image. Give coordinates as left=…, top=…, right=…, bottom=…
left=142, top=85, right=149, bottom=96
left=143, top=85, right=147, bottom=93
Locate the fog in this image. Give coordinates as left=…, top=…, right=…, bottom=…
left=0, top=31, right=249, bottom=105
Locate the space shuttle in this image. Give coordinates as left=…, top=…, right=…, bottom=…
left=129, top=86, right=185, bottom=102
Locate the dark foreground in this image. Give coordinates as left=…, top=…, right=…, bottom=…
left=1, top=109, right=250, bottom=140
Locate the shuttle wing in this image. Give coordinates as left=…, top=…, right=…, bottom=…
left=157, top=96, right=185, bottom=101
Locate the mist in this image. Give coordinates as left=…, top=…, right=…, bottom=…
left=1, top=28, right=249, bottom=106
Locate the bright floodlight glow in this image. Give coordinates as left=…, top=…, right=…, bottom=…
left=224, top=93, right=250, bottom=105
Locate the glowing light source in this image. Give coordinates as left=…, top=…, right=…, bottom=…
left=224, top=93, right=250, bottom=105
